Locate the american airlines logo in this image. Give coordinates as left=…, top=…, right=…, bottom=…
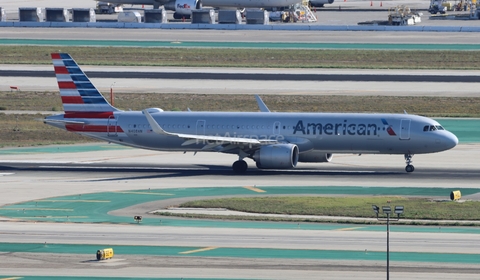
left=381, top=118, right=397, bottom=136
left=293, top=120, right=391, bottom=136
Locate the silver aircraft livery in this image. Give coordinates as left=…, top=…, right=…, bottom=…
left=45, top=53, right=458, bottom=173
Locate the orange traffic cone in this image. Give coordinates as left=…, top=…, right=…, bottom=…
left=370, top=1, right=373, bottom=6
left=380, top=1, right=383, bottom=7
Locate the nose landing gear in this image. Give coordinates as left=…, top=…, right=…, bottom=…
left=404, top=154, right=414, bottom=172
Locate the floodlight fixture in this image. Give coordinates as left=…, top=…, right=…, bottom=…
left=382, top=206, right=392, bottom=214
left=394, top=206, right=404, bottom=215
left=372, top=205, right=379, bottom=214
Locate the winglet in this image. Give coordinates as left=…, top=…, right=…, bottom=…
left=255, top=95, right=270, bottom=113
left=143, top=110, right=170, bottom=135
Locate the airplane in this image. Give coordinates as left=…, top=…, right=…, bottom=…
left=96, top=0, right=302, bottom=19
left=45, top=53, right=458, bottom=173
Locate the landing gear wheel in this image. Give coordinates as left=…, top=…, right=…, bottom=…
left=232, top=160, right=248, bottom=174
left=405, top=165, right=415, bottom=173
left=404, top=154, right=414, bottom=173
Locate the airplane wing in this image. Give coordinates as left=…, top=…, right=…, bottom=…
left=143, top=110, right=277, bottom=151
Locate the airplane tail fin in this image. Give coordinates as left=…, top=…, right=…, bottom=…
left=51, top=53, right=119, bottom=114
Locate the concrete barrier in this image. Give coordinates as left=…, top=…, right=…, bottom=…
left=13, top=22, right=51, bottom=27
left=72, top=8, right=96, bottom=22
left=271, top=24, right=311, bottom=30
left=238, top=24, right=273, bottom=30
left=218, top=10, right=242, bottom=24
left=45, top=8, right=69, bottom=22
left=144, top=9, right=167, bottom=23
left=422, top=26, right=462, bottom=32
left=0, top=7, right=6, bottom=22
left=0, top=22, right=14, bottom=27
left=347, top=25, right=386, bottom=31
left=86, top=22, right=125, bottom=28
left=459, top=26, right=480, bottom=32
left=192, top=9, right=215, bottom=24
left=19, top=7, right=44, bottom=22
left=245, top=9, right=269, bottom=25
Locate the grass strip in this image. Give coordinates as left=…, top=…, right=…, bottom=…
left=1, top=46, right=480, bottom=69
left=1, top=92, right=479, bottom=116
left=174, top=196, right=480, bottom=223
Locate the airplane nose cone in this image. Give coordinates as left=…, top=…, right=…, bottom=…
left=445, top=132, right=459, bottom=149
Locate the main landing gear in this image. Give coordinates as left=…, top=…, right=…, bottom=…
left=232, top=160, right=248, bottom=174
left=404, top=154, right=415, bottom=173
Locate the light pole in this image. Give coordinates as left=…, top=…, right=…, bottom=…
left=372, top=204, right=404, bottom=280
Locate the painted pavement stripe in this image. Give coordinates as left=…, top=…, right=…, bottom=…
left=336, top=227, right=365, bottom=231
left=244, top=186, right=266, bottom=193
left=179, top=246, right=218, bottom=254
left=0, top=277, right=23, bottom=280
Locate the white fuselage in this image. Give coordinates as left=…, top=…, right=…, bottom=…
left=47, top=111, right=458, bottom=155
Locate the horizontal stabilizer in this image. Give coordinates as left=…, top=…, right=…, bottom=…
left=43, top=119, right=86, bottom=125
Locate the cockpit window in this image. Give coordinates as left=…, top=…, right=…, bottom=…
left=424, top=125, right=443, bottom=132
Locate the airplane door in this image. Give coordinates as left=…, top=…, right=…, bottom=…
left=273, top=121, right=281, bottom=135
left=400, top=119, right=411, bottom=140
left=196, top=120, right=206, bottom=135
left=107, top=115, right=117, bottom=137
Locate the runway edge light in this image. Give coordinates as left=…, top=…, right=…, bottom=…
left=96, top=248, right=114, bottom=260
left=134, top=215, right=143, bottom=223
left=450, top=190, right=461, bottom=201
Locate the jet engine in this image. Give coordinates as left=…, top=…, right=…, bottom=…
left=298, top=151, right=333, bottom=163
left=164, top=0, right=202, bottom=19
left=253, top=144, right=299, bottom=169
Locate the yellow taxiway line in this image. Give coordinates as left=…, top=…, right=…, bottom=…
left=243, top=186, right=266, bottom=193
left=335, top=227, right=364, bottom=231
left=179, top=246, right=218, bottom=254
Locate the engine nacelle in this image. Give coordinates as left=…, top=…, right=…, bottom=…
left=164, top=0, right=202, bottom=19
left=253, top=144, right=299, bottom=169
left=298, top=152, right=333, bottom=163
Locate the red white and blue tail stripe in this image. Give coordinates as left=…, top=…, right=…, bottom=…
left=51, top=53, right=118, bottom=114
